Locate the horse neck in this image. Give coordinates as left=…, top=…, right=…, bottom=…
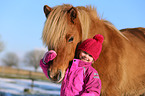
left=103, top=21, right=127, bottom=47
left=88, top=19, right=127, bottom=73
left=88, top=19, right=127, bottom=47
left=78, top=9, right=127, bottom=48
left=85, top=19, right=129, bottom=66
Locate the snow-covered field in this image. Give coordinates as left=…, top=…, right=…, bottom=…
left=0, top=78, right=61, bottom=96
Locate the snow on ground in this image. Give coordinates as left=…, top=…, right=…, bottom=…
left=0, top=78, right=61, bottom=96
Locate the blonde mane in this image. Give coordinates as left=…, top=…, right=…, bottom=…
left=42, top=5, right=68, bottom=49
left=103, top=20, right=128, bottom=40
left=42, top=4, right=127, bottom=49
left=76, top=6, right=91, bottom=41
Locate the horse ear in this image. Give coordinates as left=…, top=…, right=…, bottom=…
left=68, top=7, right=77, bottom=23
left=44, top=5, right=52, bottom=17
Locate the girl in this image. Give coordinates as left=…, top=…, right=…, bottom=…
left=40, top=34, right=104, bottom=96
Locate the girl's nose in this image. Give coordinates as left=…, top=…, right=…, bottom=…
left=86, top=54, right=89, bottom=58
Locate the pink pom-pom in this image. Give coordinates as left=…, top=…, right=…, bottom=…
left=93, top=34, right=104, bottom=43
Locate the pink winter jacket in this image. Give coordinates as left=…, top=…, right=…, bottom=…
left=40, top=51, right=101, bottom=96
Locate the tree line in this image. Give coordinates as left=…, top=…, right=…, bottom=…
left=0, top=35, right=46, bottom=72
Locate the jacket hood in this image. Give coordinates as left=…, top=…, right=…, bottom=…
left=72, top=59, right=92, bottom=67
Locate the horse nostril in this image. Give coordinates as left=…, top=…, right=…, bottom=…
left=47, top=69, right=62, bottom=82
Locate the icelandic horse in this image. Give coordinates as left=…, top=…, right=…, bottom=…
left=42, top=4, right=145, bottom=96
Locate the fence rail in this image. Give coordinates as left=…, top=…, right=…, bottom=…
left=0, top=66, right=49, bottom=81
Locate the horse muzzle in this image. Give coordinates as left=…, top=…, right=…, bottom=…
left=47, top=69, right=63, bottom=83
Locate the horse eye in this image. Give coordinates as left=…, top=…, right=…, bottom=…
left=68, top=36, right=74, bottom=42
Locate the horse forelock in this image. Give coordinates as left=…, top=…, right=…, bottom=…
left=42, top=5, right=70, bottom=49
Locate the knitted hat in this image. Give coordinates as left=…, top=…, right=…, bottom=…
left=77, top=34, right=104, bottom=61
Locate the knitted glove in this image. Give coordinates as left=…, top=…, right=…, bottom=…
left=42, top=50, right=57, bottom=64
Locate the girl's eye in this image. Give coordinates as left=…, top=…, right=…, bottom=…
left=68, top=36, right=74, bottom=42
left=89, top=54, right=93, bottom=57
left=83, top=51, right=87, bottom=54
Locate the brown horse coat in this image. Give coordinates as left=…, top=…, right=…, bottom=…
left=42, top=4, right=145, bottom=96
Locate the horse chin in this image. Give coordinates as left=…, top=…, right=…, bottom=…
left=57, top=76, right=64, bottom=83
left=50, top=77, right=63, bottom=83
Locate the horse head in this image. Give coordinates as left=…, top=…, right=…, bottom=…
left=42, top=5, right=82, bottom=82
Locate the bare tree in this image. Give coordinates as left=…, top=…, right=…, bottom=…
left=24, top=49, right=46, bottom=72
left=2, top=52, right=19, bottom=67
left=0, top=35, right=4, bottom=52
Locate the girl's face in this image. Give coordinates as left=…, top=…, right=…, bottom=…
left=79, top=50, right=94, bottom=63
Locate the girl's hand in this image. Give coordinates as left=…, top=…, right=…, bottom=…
left=42, top=50, right=57, bottom=64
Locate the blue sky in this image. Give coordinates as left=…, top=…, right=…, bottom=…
left=0, top=0, right=145, bottom=58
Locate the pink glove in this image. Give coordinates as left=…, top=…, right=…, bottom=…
left=42, top=50, right=57, bottom=64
